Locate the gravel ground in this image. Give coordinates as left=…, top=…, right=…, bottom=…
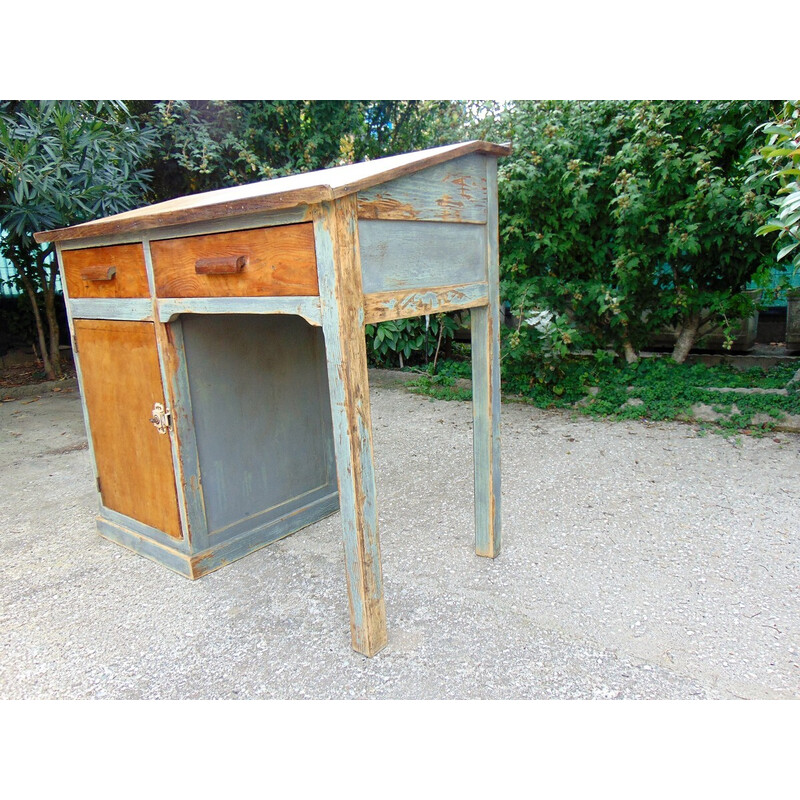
left=1, top=379, right=798, bottom=700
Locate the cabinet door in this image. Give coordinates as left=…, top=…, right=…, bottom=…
left=74, top=319, right=183, bottom=540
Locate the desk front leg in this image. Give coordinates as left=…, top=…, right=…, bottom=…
left=315, top=198, right=388, bottom=657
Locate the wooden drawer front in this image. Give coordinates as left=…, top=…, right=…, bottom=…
left=151, top=223, right=319, bottom=298
left=62, top=243, right=149, bottom=299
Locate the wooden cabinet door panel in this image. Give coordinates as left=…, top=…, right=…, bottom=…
left=74, top=319, right=182, bottom=540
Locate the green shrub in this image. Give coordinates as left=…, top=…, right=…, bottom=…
left=364, top=313, right=459, bottom=369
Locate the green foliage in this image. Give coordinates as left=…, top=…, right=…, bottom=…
left=0, top=101, right=155, bottom=378
left=752, top=101, right=800, bottom=285
left=611, top=102, right=777, bottom=335
left=497, top=100, right=658, bottom=358
left=365, top=314, right=458, bottom=369
left=496, top=100, right=779, bottom=365
left=412, top=353, right=800, bottom=435
left=143, top=100, right=367, bottom=198
left=0, top=100, right=155, bottom=238
left=140, top=100, right=480, bottom=203
left=407, top=374, right=473, bottom=402
left=501, top=306, right=583, bottom=395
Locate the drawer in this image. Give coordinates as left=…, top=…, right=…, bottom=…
left=151, top=223, right=319, bottom=298
left=61, top=243, right=149, bottom=299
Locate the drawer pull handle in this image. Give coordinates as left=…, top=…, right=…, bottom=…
left=80, top=265, right=117, bottom=282
left=195, top=255, right=247, bottom=275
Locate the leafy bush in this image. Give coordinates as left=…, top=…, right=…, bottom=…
left=364, top=313, right=459, bottom=369
left=753, top=100, right=800, bottom=285
left=496, top=100, right=779, bottom=364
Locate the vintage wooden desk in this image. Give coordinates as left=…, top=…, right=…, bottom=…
left=35, top=140, right=510, bottom=656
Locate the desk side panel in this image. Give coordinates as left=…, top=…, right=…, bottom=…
left=356, top=153, right=488, bottom=223
left=358, top=220, right=487, bottom=294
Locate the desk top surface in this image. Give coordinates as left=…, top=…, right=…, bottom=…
left=35, top=140, right=511, bottom=245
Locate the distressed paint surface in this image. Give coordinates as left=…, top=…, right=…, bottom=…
left=358, top=219, right=486, bottom=294
left=70, top=297, right=153, bottom=321
left=97, top=516, right=196, bottom=577
left=35, top=141, right=510, bottom=244
left=156, top=296, right=322, bottom=326
left=314, top=196, right=388, bottom=657
left=188, top=491, right=339, bottom=578
left=180, top=314, right=336, bottom=538
left=363, top=282, right=489, bottom=324
left=357, top=154, right=487, bottom=223
left=471, top=160, right=502, bottom=557
left=98, top=484, right=340, bottom=579
left=161, top=318, right=207, bottom=549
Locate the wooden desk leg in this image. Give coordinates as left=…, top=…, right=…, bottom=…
left=314, top=198, right=388, bottom=657
left=471, top=304, right=502, bottom=557
left=472, top=157, right=502, bottom=558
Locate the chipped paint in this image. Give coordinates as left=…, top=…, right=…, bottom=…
left=357, top=193, right=417, bottom=220
left=363, top=282, right=489, bottom=324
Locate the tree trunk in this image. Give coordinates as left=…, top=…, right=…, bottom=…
left=672, top=311, right=702, bottom=364
left=20, top=273, right=55, bottom=379
left=43, top=286, right=62, bottom=379
left=41, top=247, right=62, bottom=379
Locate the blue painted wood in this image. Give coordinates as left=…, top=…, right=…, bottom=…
left=357, top=154, right=487, bottom=223
left=471, top=159, right=502, bottom=558
left=100, top=504, right=192, bottom=555
left=180, top=314, right=337, bottom=540
left=162, top=317, right=209, bottom=549
left=314, top=196, right=388, bottom=657
left=157, top=296, right=322, bottom=326
left=363, top=282, right=489, bottom=324
left=70, top=298, right=153, bottom=321
left=358, top=220, right=487, bottom=294
left=188, top=490, right=340, bottom=578
left=97, top=516, right=195, bottom=578
left=55, top=244, right=102, bottom=512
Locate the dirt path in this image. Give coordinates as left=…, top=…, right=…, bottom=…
left=1, top=384, right=798, bottom=699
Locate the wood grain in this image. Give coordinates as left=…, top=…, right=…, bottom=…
left=471, top=159, right=502, bottom=558
left=156, top=296, right=322, bottom=326
left=69, top=298, right=153, bottom=321
left=62, top=243, right=149, bottom=298
left=73, top=319, right=183, bottom=540
left=35, top=141, right=511, bottom=243
left=151, top=224, right=318, bottom=297
left=357, top=154, right=487, bottom=223
left=315, top=195, right=388, bottom=657
left=363, top=283, right=488, bottom=324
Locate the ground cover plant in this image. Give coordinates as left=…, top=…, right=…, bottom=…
left=408, top=352, right=800, bottom=435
